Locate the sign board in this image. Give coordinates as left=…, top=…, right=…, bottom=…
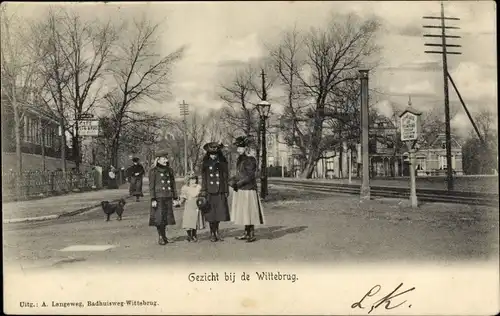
left=78, top=113, right=94, bottom=119
left=77, top=120, right=99, bottom=136
left=400, top=112, right=421, bottom=141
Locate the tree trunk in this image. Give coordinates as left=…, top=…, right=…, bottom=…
left=300, top=158, right=316, bottom=178
left=60, top=121, right=67, bottom=173
left=111, top=137, right=120, bottom=168
left=41, top=120, right=46, bottom=171
left=339, top=145, right=343, bottom=178
left=73, top=134, right=80, bottom=171
left=299, top=114, right=324, bottom=179
left=13, top=107, right=23, bottom=197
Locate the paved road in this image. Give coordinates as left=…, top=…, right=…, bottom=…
left=4, top=187, right=499, bottom=271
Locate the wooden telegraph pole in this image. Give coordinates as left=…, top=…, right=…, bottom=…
left=423, top=2, right=461, bottom=191
left=179, top=100, right=189, bottom=176
left=424, top=2, right=487, bottom=174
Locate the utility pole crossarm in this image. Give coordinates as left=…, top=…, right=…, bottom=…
left=423, top=25, right=461, bottom=29
left=424, top=43, right=462, bottom=47
left=425, top=51, right=462, bottom=54
left=424, top=34, right=462, bottom=38
left=423, top=16, right=460, bottom=20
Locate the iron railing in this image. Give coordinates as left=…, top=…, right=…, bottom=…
left=2, top=170, right=100, bottom=202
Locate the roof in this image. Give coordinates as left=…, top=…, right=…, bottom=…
left=399, top=106, right=423, bottom=117
left=427, top=133, right=462, bottom=148
left=1, top=97, right=59, bottom=125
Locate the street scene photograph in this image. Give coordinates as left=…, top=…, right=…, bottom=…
left=2, top=1, right=498, bottom=315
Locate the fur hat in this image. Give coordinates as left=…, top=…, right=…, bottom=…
left=233, top=136, right=250, bottom=147
left=203, top=142, right=223, bottom=154
left=155, top=149, right=169, bottom=158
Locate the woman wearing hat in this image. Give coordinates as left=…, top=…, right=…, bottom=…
left=149, top=150, right=178, bottom=245
left=200, top=142, right=230, bottom=242
left=126, top=157, right=145, bottom=202
left=230, top=136, right=265, bottom=242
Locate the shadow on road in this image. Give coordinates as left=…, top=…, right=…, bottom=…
left=168, top=225, right=309, bottom=242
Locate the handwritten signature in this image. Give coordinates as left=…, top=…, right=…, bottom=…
left=351, top=283, right=415, bottom=314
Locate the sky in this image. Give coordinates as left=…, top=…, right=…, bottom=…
left=5, top=1, right=498, bottom=137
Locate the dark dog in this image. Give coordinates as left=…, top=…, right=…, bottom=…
left=101, top=199, right=126, bottom=221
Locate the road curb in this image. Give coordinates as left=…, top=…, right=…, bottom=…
left=3, top=198, right=124, bottom=224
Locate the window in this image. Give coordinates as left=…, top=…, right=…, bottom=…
left=377, top=140, right=387, bottom=149
left=417, top=158, right=426, bottom=170
left=24, top=116, right=48, bottom=146
left=440, top=155, right=447, bottom=169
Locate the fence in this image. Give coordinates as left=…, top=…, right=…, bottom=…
left=2, top=170, right=101, bottom=202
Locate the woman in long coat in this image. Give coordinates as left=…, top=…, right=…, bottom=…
left=200, top=142, right=230, bottom=242
left=127, top=157, right=145, bottom=201
left=149, top=150, right=178, bottom=245
left=230, top=136, right=265, bottom=242
left=107, top=165, right=118, bottom=189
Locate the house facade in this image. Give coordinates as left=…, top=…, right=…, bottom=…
left=412, top=133, right=463, bottom=176
left=1, top=103, right=76, bottom=172
left=265, top=117, right=463, bottom=178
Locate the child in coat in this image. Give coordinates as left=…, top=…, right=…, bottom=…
left=180, top=174, right=205, bottom=242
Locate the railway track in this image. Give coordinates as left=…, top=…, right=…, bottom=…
left=269, top=179, right=499, bottom=207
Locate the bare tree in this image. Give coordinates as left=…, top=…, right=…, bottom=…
left=474, top=108, right=497, bottom=145
left=60, top=8, right=117, bottom=170
left=30, top=7, right=118, bottom=171
left=219, top=67, right=259, bottom=136
left=103, top=15, right=185, bottom=166
left=32, top=9, right=73, bottom=173
left=270, top=13, right=381, bottom=178
left=185, top=110, right=210, bottom=173
left=1, top=5, right=40, bottom=190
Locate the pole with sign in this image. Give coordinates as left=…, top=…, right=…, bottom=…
left=399, top=101, right=422, bottom=208
left=75, top=114, right=99, bottom=166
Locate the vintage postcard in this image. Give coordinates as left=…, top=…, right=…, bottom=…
left=2, top=1, right=498, bottom=315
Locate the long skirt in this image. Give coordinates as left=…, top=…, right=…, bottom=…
left=108, top=178, right=118, bottom=189
left=204, top=193, right=230, bottom=222
left=182, top=198, right=206, bottom=230
left=129, top=176, right=144, bottom=196
left=231, top=189, right=265, bottom=226
left=149, top=197, right=176, bottom=226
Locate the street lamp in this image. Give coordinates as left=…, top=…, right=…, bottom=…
left=256, top=100, right=271, bottom=198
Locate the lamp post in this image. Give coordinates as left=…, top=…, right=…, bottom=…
left=359, top=69, right=371, bottom=201
left=256, top=100, right=271, bottom=198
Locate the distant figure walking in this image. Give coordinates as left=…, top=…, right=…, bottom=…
left=180, top=173, right=205, bottom=242
left=200, top=142, right=230, bottom=242
left=230, top=136, right=265, bottom=243
left=127, top=157, right=145, bottom=202
left=149, top=150, right=178, bottom=245
left=107, top=165, right=118, bottom=189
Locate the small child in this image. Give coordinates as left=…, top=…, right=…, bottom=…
left=180, top=174, right=205, bottom=242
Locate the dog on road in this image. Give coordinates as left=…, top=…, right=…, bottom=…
left=101, top=199, right=126, bottom=221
